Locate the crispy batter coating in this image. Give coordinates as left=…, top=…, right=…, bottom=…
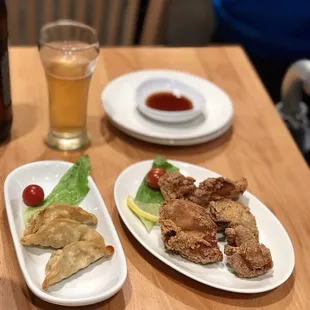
left=226, top=242, right=273, bottom=278
left=225, top=224, right=257, bottom=246
left=209, top=199, right=259, bottom=239
left=158, top=172, right=247, bottom=208
left=224, top=225, right=273, bottom=278
left=191, top=177, right=248, bottom=207
left=159, top=199, right=223, bottom=264
left=158, top=171, right=196, bottom=200
left=157, top=171, right=273, bottom=277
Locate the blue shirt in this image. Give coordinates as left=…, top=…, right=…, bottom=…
left=213, top=0, right=310, bottom=61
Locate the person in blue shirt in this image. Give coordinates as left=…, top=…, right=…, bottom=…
left=211, top=0, right=310, bottom=103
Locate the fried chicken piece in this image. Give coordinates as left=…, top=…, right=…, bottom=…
left=224, top=225, right=273, bottom=278
left=226, top=243, right=273, bottom=278
left=158, top=171, right=196, bottom=200
left=224, top=225, right=258, bottom=255
left=225, top=225, right=256, bottom=246
left=159, top=199, right=223, bottom=264
left=159, top=172, right=248, bottom=209
left=209, top=199, right=259, bottom=239
left=190, top=177, right=248, bottom=207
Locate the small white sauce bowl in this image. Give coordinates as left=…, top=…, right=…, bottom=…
left=136, top=77, right=205, bottom=123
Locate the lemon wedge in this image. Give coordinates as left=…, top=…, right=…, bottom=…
left=126, top=196, right=159, bottom=223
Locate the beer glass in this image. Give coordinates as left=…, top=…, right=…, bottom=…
left=39, top=20, right=99, bottom=150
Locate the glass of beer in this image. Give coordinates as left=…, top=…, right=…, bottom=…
left=39, top=20, right=99, bottom=150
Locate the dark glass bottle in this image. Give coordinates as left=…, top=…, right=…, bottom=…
left=0, top=0, right=12, bottom=142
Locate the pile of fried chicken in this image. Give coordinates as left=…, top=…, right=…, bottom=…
left=158, top=171, right=273, bottom=278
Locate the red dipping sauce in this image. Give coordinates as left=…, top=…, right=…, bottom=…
left=146, top=92, right=193, bottom=112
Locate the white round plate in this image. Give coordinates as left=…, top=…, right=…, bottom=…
left=101, top=70, right=234, bottom=146
left=114, top=160, right=295, bottom=294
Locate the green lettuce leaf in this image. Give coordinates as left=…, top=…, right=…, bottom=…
left=135, top=179, right=164, bottom=205
left=152, top=155, right=179, bottom=172
left=134, top=156, right=179, bottom=231
left=23, top=155, right=91, bottom=223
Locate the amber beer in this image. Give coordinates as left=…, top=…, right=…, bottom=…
left=45, top=54, right=91, bottom=137
left=39, top=20, right=99, bottom=150
left=0, top=0, right=12, bottom=142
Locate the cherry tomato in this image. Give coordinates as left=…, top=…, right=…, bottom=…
left=22, top=184, right=45, bottom=207
left=146, top=168, right=166, bottom=190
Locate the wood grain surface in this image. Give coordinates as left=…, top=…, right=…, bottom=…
left=0, top=47, right=309, bottom=309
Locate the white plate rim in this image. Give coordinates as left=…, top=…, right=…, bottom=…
left=114, top=159, right=295, bottom=294
left=4, top=160, right=128, bottom=307
left=101, top=69, right=234, bottom=143
left=106, top=114, right=233, bottom=146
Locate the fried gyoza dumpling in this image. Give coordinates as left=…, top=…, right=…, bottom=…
left=23, top=203, right=97, bottom=237
left=81, top=229, right=106, bottom=244
left=42, top=240, right=114, bottom=290
left=21, top=219, right=90, bottom=248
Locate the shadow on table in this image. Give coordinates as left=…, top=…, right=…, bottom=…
left=0, top=103, right=37, bottom=154
left=0, top=277, right=33, bottom=309
left=119, top=219, right=294, bottom=309
left=100, top=115, right=233, bottom=164
left=28, top=288, right=126, bottom=310
left=88, top=115, right=115, bottom=148
left=33, top=115, right=108, bottom=161
left=33, top=115, right=115, bottom=156
left=0, top=209, right=35, bottom=308
left=35, top=147, right=87, bottom=162
left=11, top=103, right=37, bottom=141
left=31, top=113, right=232, bottom=163
left=0, top=142, right=8, bottom=161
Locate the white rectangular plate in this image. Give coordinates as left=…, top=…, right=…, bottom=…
left=4, top=160, right=127, bottom=307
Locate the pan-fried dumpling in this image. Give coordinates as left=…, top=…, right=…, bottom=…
left=42, top=240, right=114, bottom=290
left=82, top=229, right=106, bottom=244
left=21, top=219, right=90, bottom=248
left=23, top=203, right=97, bottom=236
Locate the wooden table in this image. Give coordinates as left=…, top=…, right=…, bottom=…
left=1, top=47, right=309, bottom=309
